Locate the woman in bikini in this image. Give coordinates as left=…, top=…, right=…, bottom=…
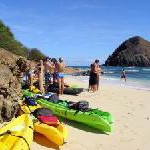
left=54, top=58, right=66, bottom=95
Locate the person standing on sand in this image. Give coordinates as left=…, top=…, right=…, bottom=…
left=95, top=60, right=101, bottom=90
left=51, top=58, right=58, bottom=83
left=54, top=57, right=66, bottom=95
left=26, top=61, right=35, bottom=87
left=44, top=57, right=55, bottom=92
left=88, top=59, right=99, bottom=92
left=38, top=59, right=44, bottom=93
left=121, top=68, right=127, bottom=82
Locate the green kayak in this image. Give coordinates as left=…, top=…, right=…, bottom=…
left=22, top=89, right=34, bottom=97
left=22, top=89, right=113, bottom=132
left=36, top=98, right=113, bottom=132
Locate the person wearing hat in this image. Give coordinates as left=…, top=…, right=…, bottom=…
left=54, top=57, right=66, bottom=95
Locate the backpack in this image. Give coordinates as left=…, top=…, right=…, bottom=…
left=48, top=94, right=59, bottom=103
left=32, top=108, right=53, bottom=118
left=68, top=100, right=89, bottom=112
left=78, top=100, right=89, bottom=111
left=25, top=96, right=37, bottom=106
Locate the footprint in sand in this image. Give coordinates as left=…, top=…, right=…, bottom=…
left=145, top=117, right=149, bottom=120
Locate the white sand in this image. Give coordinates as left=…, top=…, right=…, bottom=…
left=31, top=76, right=150, bottom=150
left=2, top=76, right=150, bottom=150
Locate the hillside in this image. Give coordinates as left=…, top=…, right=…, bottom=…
left=0, top=20, right=45, bottom=60
left=105, top=36, right=150, bottom=67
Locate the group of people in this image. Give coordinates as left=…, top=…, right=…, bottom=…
left=88, top=59, right=127, bottom=92
left=25, top=57, right=65, bottom=95
left=24, top=57, right=126, bottom=95
left=88, top=60, right=127, bottom=92
left=88, top=59, right=101, bottom=92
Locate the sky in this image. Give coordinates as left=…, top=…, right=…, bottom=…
left=0, top=0, right=150, bottom=65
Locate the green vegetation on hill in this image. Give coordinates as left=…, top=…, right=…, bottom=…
left=28, top=48, right=45, bottom=60
left=0, top=20, right=28, bottom=57
left=0, top=20, right=46, bottom=60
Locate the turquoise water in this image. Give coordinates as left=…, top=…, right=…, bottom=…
left=70, top=66, right=150, bottom=91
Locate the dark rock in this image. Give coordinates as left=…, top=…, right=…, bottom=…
left=0, top=48, right=27, bottom=122
left=105, top=36, right=150, bottom=67
left=72, top=70, right=90, bottom=76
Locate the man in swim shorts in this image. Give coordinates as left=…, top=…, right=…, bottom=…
left=44, top=57, right=55, bottom=92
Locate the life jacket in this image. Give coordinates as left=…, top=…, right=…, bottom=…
left=32, top=108, right=59, bottom=125
left=37, top=116, right=59, bottom=125
left=32, top=108, right=53, bottom=117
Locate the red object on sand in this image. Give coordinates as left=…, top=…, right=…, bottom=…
left=37, top=115, right=59, bottom=125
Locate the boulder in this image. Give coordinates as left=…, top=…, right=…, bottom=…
left=0, top=48, right=27, bottom=122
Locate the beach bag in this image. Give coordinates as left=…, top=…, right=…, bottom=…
left=68, top=100, right=89, bottom=112
left=48, top=94, right=59, bottom=103
left=25, top=96, right=37, bottom=106
left=37, top=115, right=59, bottom=125
left=32, top=108, right=53, bottom=118
left=78, top=100, right=89, bottom=111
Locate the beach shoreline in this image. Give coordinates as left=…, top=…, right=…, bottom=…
left=68, top=65, right=150, bottom=91
left=69, top=75, right=150, bottom=92
left=30, top=75, right=150, bottom=150
left=1, top=75, right=150, bottom=150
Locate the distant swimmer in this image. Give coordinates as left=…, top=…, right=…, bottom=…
left=121, top=69, right=126, bottom=82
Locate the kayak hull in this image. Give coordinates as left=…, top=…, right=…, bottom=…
left=0, top=114, right=33, bottom=150
left=36, top=99, right=112, bottom=132
left=34, top=121, right=67, bottom=146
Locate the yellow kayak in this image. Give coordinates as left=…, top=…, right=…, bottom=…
left=29, top=86, right=41, bottom=94
left=34, top=121, right=67, bottom=146
left=0, top=114, right=33, bottom=150
left=20, top=105, right=68, bottom=145
left=20, top=104, right=41, bottom=114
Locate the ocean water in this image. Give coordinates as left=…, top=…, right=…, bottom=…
left=70, top=66, right=150, bottom=91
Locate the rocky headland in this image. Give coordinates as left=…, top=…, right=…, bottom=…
left=105, top=36, right=150, bottom=67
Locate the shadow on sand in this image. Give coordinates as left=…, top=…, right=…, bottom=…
left=34, top=132, right=60, bottom=150
left=58, top=117, right=108, bottom=135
